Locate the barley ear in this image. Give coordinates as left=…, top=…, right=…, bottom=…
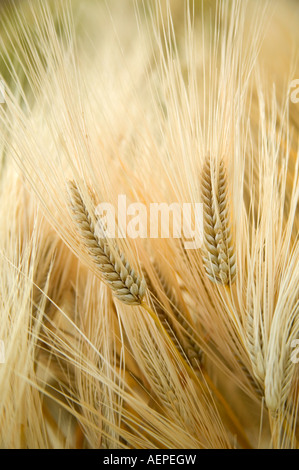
left=67, top=180, right=146, bottom=305
left=201, top=157, right=237, bottom=285
left=265, top=303, right=299, bottom=415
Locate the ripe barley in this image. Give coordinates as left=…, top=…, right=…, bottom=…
left=67, top=180, right=146, bottom=305
left=0, top=0, right=298, bottom=450
left=201, top=157, right=237, bottom=285
left=144, top=264, right=203, bottom=371
left=265, top=301, right=299, bottom=415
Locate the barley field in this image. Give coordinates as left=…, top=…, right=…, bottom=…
left=0, top=0, right=298, bottom=449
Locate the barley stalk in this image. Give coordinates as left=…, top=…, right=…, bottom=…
left=201, top=157, right=237, bottom=285
left=67, top=180, right=146, bottom=305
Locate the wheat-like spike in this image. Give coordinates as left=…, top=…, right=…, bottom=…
left=245, top=298, right=266, bottom=388
left=67, top=180, right=146, bottom=305
left=153, top=262, right=203, bottom=367
left=265, top=302, right=299, bottom=415
left=236, top=357, right=264, bottom=398
left=139, top=331, right=187, bottom=420
left=201, top=157, right=237, bottom=285
left=144, top=264, right=203, bottom=371
left=142, top=269, right=182, bottom=351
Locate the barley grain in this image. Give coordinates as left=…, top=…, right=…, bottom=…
left=201, top=157, right=237, bottom=285
left=67, top=180, right=146, bottom=305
